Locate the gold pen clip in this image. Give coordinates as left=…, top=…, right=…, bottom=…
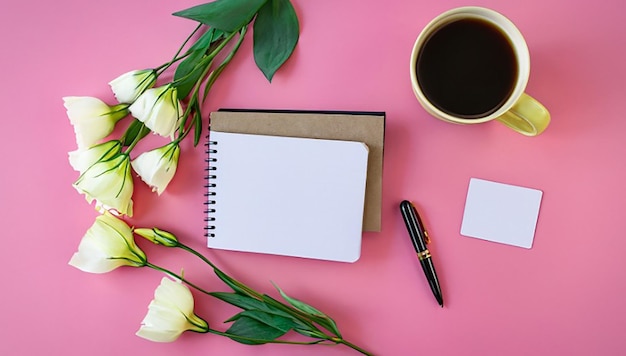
left=423, top=230, right=431, bottom=244
left=417, top=249, right=431, bottom=260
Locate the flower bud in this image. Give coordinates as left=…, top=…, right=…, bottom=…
left=128, top=85, right=183, bottom=137
left=131, top=142, right=180, bottom=195
left=68, top=140, right=122, bottom=174
left=63, top=96, right=128, bottom=148
left=109, top=69, right=157, bottom=104
left=136, top=277, right=209, bottom=342
left=69, top=213, right=147, bottom=273
left=73, top=153, right=134, bottom=216
left=134, top=227, right=179, bottom=247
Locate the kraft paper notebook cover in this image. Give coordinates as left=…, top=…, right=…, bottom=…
left=210, top=109, right=385, bottom=232
left=205, top=130, right=369, bottom=263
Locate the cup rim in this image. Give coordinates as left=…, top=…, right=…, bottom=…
left=410, top=6, right=531, bottom=124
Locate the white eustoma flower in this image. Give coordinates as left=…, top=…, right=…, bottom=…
left=136, top=277, right=209, bottom=342
left=109, top=69, right=157, bottom=104
left=68, top=213, right=147, bottom=273
left=63, top=96, right=128, bottom=148
left=131, top=142, right=180, bottom=195
left=68, top=140, right=122, bottom=174
left=73, top=153, right=134, bottom=216
left=128, top=85, right=183, bottom=137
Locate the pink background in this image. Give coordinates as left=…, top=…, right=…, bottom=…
left=2, top=0, right=625, bottom=355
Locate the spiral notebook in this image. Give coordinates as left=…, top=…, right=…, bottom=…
left=205, top=130, right=369, bottom=262
left=210, top=109, right=385, bottom=232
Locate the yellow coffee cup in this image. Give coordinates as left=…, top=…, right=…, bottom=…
left=410, top=7, right=550, bottom=136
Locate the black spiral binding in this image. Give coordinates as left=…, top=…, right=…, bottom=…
left=204, top=135, right=217, bottom=238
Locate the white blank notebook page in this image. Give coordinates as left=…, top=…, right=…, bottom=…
left=208, top=131, right=369, bottom=262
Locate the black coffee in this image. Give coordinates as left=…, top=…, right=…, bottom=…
left=416, top=18, right=518, bottom=119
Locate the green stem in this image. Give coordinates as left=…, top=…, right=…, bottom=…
left=155, top=23, right=203, bottom=74
left=170, top=27, right=240, bottom=90
left=174, top=98, right=199, bottom=143
left=208, top=329, right=324, bottom=346
left=176, top=243, right=239, bottom=285
left=176, top=242, right=326, bottom=332
left=145, top=262, right=322, bottom=346
left=202, top=26, right=247, bottom=100
left=146, top=261, right=372, bottom=353
left=123, top=124, right=147, bottom=155
left=176, top=242, right=264, bottom=300
left=120, top=120, right=150, bottom=150
left=174, top=27, right=245, bottom=142
left=335, top=338, right=374, bottom=356
left=109, top=103, right=130, bottom=122
left=163, top=243, right=373, bottom=355
left=145, top=262, right=213, bottom=295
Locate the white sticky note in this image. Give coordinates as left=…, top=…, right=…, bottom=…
left=460, top=178, right=543, bottom=249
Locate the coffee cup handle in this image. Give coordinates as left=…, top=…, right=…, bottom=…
left=496, top=93, right=550, bottom=136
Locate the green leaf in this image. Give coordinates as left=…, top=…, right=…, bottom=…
left=173, top=0, right=269, bottom=32
left=210, top=292, right=292, bottom=319
left=226, top=310, right=295, bottom=332
left=293, top=327, right=326, bottom=339
left=226, top=316, right=287, bottom=345
left=253, top=0, right=299, bottom=82
left=174, top=30, right=216, bottom=98
left=213, top=269, right=252, bottom=296
left=202, top=27, right=248, bottom=101
left=211, top=291, right=263, bottom=309
left=212, top=291, right=314, bottom=331
left=193, top=109, right=203, bottom=147
left=122, top=119, right=150, bottom=147
left=173, top=54, right=207, bottom=99
left=188, top=27, right=219, bottom=52
left=273, top=283, right=342, bottom=337
left=273, top=283, right=324, bottom=316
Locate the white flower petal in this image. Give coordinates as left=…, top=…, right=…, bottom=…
left=136, top=326, right=183, bottom=343
left=143, top=302, right=189, bottom=330
left=131, top=143, right=180, bottom=195
left=68, top=141, right=122, bottom=174
left=109, top=69, right=157, bottom=104
left=68, top=234, right=124, bottom=273
left=154, top=278, right=195, bottom=313
left=136, top=277, right=208, bottom=343
left=129, top=86, right=183, bottom=137
left=68, top=213, right=146, bottom=273
left=63, top=97, right=127, bottom=148
left=64, top=96, right=111, bottom=124
left=73, top=154, right=134, bottom=216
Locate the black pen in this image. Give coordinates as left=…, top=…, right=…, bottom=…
left=399, top=200, right=444, bottom=307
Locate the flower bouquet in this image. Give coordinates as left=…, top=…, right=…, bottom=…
left=65, top=0, right=371, bottom=354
